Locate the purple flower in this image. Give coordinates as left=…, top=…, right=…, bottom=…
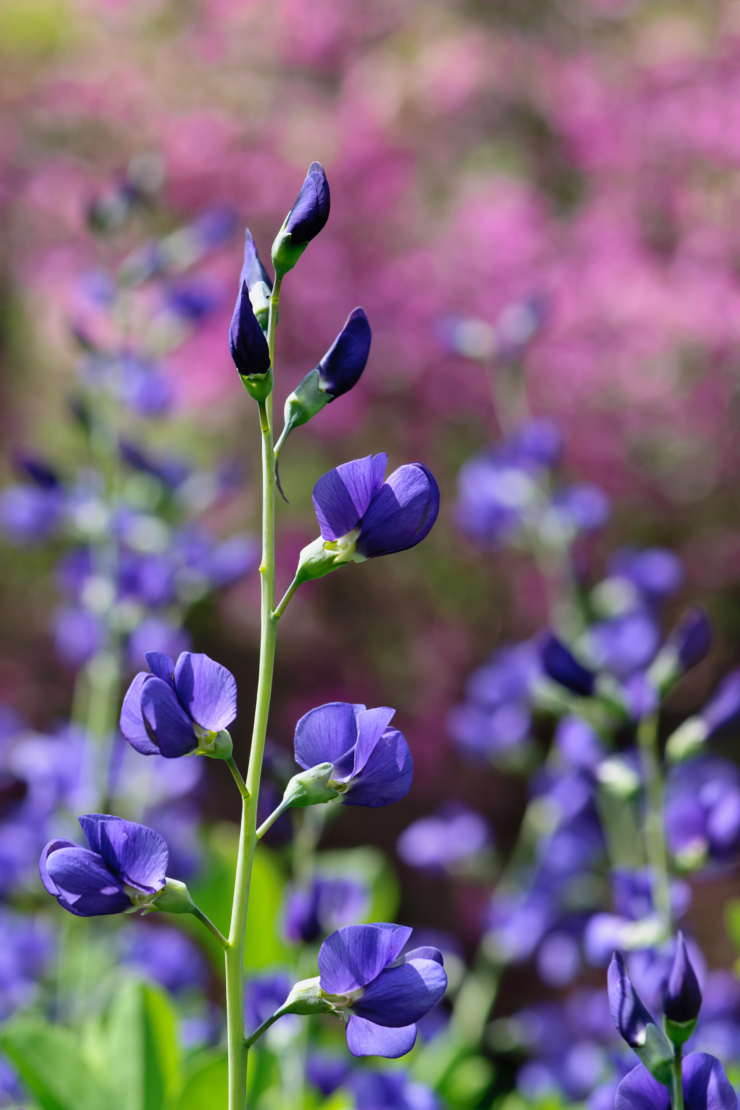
left=665, top=757, right=740, bottom=866
left=285, top=162, right=330, bottom=245
left=556, top=716, right=607, bottom=772
left=540, top=634, right=596, bottom=697
left=284, top=877, right=368, bottom=944
left=608, top=951, right=657, bottom=1049
left=670, top=608, right=712, bottom=673
left=454, top=454, right=536, bottom=547
left=318, top=924, right=447, bottom=1058
left=588, top=612, right=661, bottom=679
left=40, top=814, right=168, bottom=917
left=664, top=932, right=702, bottom=1025
left=294, top=702, right=412, bottom=808
left=608, top=548, right=684, bottom=604
left=318, top=308, right=371, bottom=399
left=0, top=484, right=66, bottom=544
left=126, top=618, right=192, bottom=674
left=229, top=277, right=271, bottom=381
left=245, top=973, right=291, bottom=1036
left=199, top=534, right=260, bottom=588
left=118, top=358, right=172, bottom=416
left=701, top=672, right=740, bottom=737
left=306, top=1055, right=352, bottom=1097
left=121, top=922, right=206, bottom=993
left=52, top=607, right=105, bottom=667
left=312, top=453, right=439, bottom=561
left=120, top=651, right=237, bottom=758
left=615, top=1055, right=737, bottom=1110
left=351, top=1071, right=440, bottom=1110
left=552, top=484, right=611, bottom=532
left=397, top=805, right=490, bottom=871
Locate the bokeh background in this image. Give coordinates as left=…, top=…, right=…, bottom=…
left=2, top=0, right=740, bottom=1103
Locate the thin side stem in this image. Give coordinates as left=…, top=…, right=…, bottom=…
left=244, top=1005, right=288, bottom=1050
left=227, top=756, right=249, bottom=799
left=256, top=799, right=290, bottom=841
left=274, top=576, right=299, bottom=620
left=226, top=369, right=279, bottom=1105
left=193, top=907, right=229, bottom=950
left=671, top=1045, right=684, bottom=1110
left=637, top=713, right=672, bottom=929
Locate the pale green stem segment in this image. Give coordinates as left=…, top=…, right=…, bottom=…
left=274, top=576, right=300, bottom=620
left=671, top=1045, right=684, bottom=1110
left=256, top=798, right=291, bottom=841
left=226, top=274, right=282, bottom=1110
left=244, top=1004, right=290, bottom=1050
left=227, top=756, right=249, bottom=799
left=193, top=907, right=229, bottom=950
left=637, top=713, right=673, bottom=929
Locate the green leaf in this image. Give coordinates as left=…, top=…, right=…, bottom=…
left=1, top=1018, right=115, bottom=1110
left=176, top=1054, right=228, bottom=1110
left=725, top=899, right=740, bottom=953
left=103, top=978, right=182, bottom=1110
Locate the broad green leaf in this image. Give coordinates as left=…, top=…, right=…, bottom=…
left=104, top=978, right=182, bottom=1110
left=176, top=1054, right=228, bottom=1110
left=1, top=1018, right=115, bottom=1110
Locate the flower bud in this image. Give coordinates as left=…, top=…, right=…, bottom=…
left=540, top=633, right=596, bottom=697
left=229, top=281, right=273, bottom=401
left=608, top=951, right=674, bottom=1086
left=650, top=608, right=712, bottom=694
left=279, top=308, right=371, bottom=448
left=663, top=932, right=702, bottom=1043
left=272, top=162, right=330, bottom=276
left=281, top=763, right=340, bottom=809
left=240, top=230, right=273, bottom=331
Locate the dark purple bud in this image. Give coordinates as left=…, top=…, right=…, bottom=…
left=672, top=608, right=712, bottom=672
left=229, top=282, right=271, bottom=382
left=285, top=162, right=330, bottom=245
left=13, top=452, right=61, bottom=490
left=241, top=229, right=272, bottom=295
left=318, top=308, right=371, bottom=399
left=702, top=670, right=740, bottom=736
left=541, top=634, right=596, bottom=697
left=664, top=932, right=702, bottom=1024
left=608, top=951, right=655, bottom=1048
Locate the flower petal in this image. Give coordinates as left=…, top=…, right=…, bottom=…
left=120, top=673, right=160, bottom=756
left=684, top=1053, right=738, bottom=1110
left=352, top=707, right=397, bottom=774
left=318, top=308, right=372, bottom=400
left=345, top=728, right=413, bottom=808
left=174, top=652, right=237, bottom=733
left=399, top=947, right=444, bottom=965
left=356, top=464, right=440, bottom=558
left=285, top=162, right=330, bottom=245
left=44, top=845, right=132, bottom=916
left=350, top=957, right=447, bottom=1027
left=312, top=455, right=388, bottom=542
left=345, top=1016, right=417, bottom=1059
left=294, top=702, right=364, bottom=771
left=85, top=815, right=168, bottom=893
left=318, top=923, right=411, bottom=994
left=39, top=839, right=77, bottom=897
left=141, top=677, right=197, bottom=758
left=616, top=1066, right=671, bottom=1110
left=229, top=282, right=271, bottom=378
left=145, top=652, right=176, bottom=687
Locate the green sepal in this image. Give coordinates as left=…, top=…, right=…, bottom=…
left=281, top=977, right=337, bottom=1017
left=240, top=369, right=274, bottom=403
left=151, top=878, right=197, bottom=915
left=281, top=763, right=340, bottom=809
left=665, top=1016, right=698, bottom=1047
left=195, top=727, right=233, bottom=761
left=283, top=368, right=329, bottom=435
left=271, top=219, right=308, bottom=277
left=294, top=537, right=344, bottom=584
left=634, top=1022, right=675, bottom=1088
left=250, top=281, right=272, bottom=331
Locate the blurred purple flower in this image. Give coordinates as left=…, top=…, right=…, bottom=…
left=397, top=805, right=490, bottom=872
left=0, top=484, right=66, bottom=545
left=284, top=877, right=368, bottom=944
left=121, top=921, right=207, bottom=993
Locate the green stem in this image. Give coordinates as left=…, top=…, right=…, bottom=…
left=193, top=907, right=229, bottom=949
left=244, top=1004, right=289, bottom=1049
left=637, top=713, right=672, bottom=929
left=256, top=798, right=290, bottom=840
left=274, top=576, right=299, bottom=620
left=227, top=756, right=249, bottom=799
left=671, top=1045, right=684, bottom=1110
left=226, top=375, right=279, bottom=1108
